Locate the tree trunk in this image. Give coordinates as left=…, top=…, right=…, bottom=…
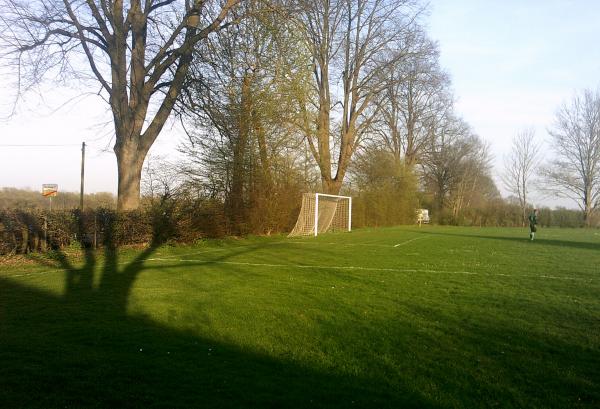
left=584, top=206, right=592, bottom=227
left=115, top=143, right=146, bottom=211
left=322, top=178, right=342, bottom=195
left=253, top=108, right=272, bottom=193
left=228, top=73, right=252, bottom=233
left=583, top=185, right=593, bottom=226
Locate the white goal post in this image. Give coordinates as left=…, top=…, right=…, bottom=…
left=288, top=193, right=352, bottom=237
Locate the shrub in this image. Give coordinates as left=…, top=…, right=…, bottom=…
left=0, top=198, right=231, bottom=255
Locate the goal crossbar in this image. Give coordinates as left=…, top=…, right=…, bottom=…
left=288, top=193, right=352, bottom=237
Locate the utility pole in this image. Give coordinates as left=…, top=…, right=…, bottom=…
left=80, top=141, right=85, bottom=210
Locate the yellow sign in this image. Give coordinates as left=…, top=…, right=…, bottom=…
left=42, top=184, right=58, bottom=197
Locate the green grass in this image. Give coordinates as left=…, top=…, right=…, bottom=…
left=1, top=226, right=599, bottom=408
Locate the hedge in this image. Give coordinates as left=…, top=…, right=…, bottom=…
left=0, top=198, right=228, bottom=255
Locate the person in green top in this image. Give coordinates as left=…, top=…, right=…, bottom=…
left=528, top=208, right=538, bottom=240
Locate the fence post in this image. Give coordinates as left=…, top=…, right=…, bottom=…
left=42, top=215, right=48, bottom=252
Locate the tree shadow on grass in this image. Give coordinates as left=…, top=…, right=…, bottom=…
left=0, top=218, right=437, bottom=408
left=2, top=278, right=446, bottom=409
left=409, top=229, right=600, bottom=252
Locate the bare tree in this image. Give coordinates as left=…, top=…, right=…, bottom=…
left=501, top=128, right=541, bottom=225
left=541, top=88, right=600, bottom=225
left=375, top=30, right=451, bottom=168
left=295, top=0, right=423, bottom=194
left=0, top=0, right=240, bottom=210
left=421, top=115, right=497, bottom=220
left=142, top=154, right=184, bottom=201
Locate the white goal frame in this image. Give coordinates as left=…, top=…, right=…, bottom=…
left=288, top=193, right=352, bottom=237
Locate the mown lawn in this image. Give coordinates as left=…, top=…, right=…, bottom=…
left=1, top=226, right=599, bottom=408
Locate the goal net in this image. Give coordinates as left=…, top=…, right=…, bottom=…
left=288, top=193, right=352, bottom=237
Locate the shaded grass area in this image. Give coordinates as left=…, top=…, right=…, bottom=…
left=1, top=226, right=599, bottom=408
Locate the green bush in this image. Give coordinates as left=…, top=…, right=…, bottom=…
left=0, top=198, right=230, bottom=255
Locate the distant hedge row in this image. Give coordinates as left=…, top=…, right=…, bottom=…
left=1, top=196, right=595, bottom=255
left=0, top=199, right=229, bottom=255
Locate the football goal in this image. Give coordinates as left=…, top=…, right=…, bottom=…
left=288, top=193, right=352, bottom=237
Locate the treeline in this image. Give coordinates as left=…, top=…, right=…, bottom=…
left=141, top=153, right=591, bottom=234
left=150, top=0, right=510, bottom=234
left=0, top=192, right=590, bottom=256
left=0, top=195, right=589, bottom=256
left=0, top=188, right=116, bottom=210
left=2, top=0, right=598, bottom=237
left=166, top=1, right=598, bottom=231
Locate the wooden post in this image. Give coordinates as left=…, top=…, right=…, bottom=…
left=42, top=215, right=48, bottom=252
left=80, top=142, right=86, bottom=210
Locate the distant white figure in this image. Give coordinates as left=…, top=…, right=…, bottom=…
left=416, top=209, right=430, bottom=226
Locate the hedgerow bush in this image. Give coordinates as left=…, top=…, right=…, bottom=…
left=0, top=198, right=229, bottom=255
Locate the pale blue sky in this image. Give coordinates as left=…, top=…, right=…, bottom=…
left=1, top=0, right=600, bottom=208
left=427, top=0, right=600, bottom=206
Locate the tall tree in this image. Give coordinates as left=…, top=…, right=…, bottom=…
left=179, top=1, right=311, bottom=233
left=376, top=30, right=451, bottom=168
left=295, top=0, right=423, bottom=194
left=541, top=88, right=600, bottom=225
left=421, top=115, right=496, bottom=220
left=501, top=128, right=541, bottom=225
left=449, top=138, right=497, bottom=219
left=0, top=0, right=240, bottom=210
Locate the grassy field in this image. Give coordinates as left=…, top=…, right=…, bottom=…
left=1, top=226, right=599, bottom=408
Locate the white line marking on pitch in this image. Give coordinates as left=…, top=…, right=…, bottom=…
left=4, top=250, right=593, bottom=283
left=275, top=241, right=394, bottom=248
left=145, top=258, right=593, bottom=282
left=153, top=248, right=227, bottom=258
left=147, top=257, right=449, bottom=273
left=394, top=236, right=429, bottom=247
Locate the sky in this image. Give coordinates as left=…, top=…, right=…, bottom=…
left=427, top=0, right=600, bottom=206
left=1, top=0, right=600, bottom=209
